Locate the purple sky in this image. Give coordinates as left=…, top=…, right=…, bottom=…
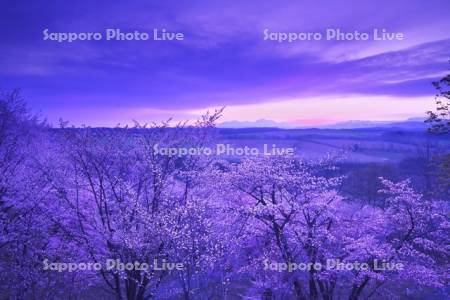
left=1, top=0, right=449, bottom=126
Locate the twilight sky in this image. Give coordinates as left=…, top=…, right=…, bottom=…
left=1, top=0, right=449, bottom=126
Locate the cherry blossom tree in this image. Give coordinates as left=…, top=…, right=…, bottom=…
left=216, top=156, right=449, bottom=299
left=0, top=91, right=448, bottom=300
left=35, top=110, right=229, bottom=300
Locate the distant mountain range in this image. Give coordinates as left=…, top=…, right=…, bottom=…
left=218, top=118, right=428, bottom=130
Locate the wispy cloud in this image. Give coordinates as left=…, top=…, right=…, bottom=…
left=0, top=0, right=449, bottom=124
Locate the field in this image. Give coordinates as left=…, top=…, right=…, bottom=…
left=218, top=127, right=450, bottom=163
